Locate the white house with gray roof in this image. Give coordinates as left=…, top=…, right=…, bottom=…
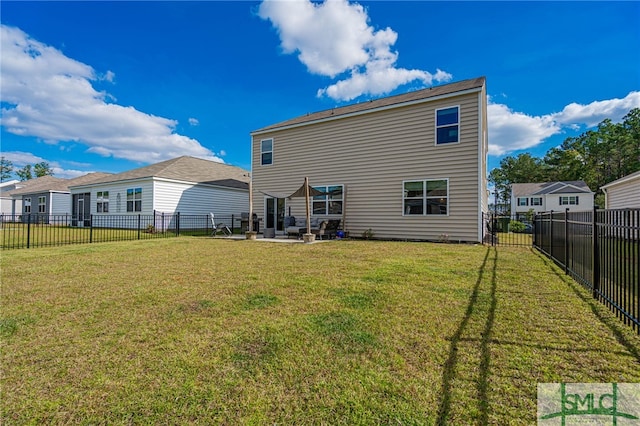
left=69, top=156, right=249, bottom=227
left=8, top=173, right=112, bottom=224
left=511, top=181, right=594, bottom=216
left=1, top=179, right=22, bottom=220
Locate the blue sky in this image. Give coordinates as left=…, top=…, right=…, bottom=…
left=1, top=1, right=639, bottom=179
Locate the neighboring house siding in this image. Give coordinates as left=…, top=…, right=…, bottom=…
left=84, top=180, right=154, bottom=215
left=0, top=181, right=21, bottom=218
left=252, top=91, right=484, bottom=242
left=153, top=180, right=248, bottom=215
left=605, top=178, right=640, bottom=209
left=23, top=192, right=48, bottom=214
left=51, top=192, right=70, bottom=215
left=513, top=194, right=594, bottom=214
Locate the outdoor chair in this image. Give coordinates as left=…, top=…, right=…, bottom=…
left=210, top=213, right=231, bottom=237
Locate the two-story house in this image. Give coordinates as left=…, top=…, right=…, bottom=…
left=511, top=181, right=594, bottom=218
left=249, top=77, right=489, bottom=242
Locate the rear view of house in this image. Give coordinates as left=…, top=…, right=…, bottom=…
left=250, top=77, right=489, bottom=242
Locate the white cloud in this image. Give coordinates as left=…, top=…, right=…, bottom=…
left=188, top=117, right=200, bottom=126
left=101, top=70, right=116, bottom=83
left=259, top=0, right=451, bottom=101
left=487, top=91, right=640, bottom=156
left=553, top=92, right=640, bottom=127
left=0, top=150, right=87, bottom=179
left=0, top=25, right=223, bottom=164
left=1, top=151, right=49, bottom=168
left=487, top=103, right=560, bottom=156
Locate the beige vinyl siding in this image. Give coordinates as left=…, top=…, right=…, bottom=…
left=605, top=178, right=640, bottom=209
left=252, top=90, right=484, bottom=242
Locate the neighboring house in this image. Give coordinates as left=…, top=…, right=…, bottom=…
left=601, top=171, right=640, bottom=209
left=8, top=174, right=112, bottom=224
left=69, top=156, right=249, bottom=228
left=1, top=180, right=22, bottom=220
left=249, top=77, right=489, bottom=242
left=511, top=181, right=594, bottom=217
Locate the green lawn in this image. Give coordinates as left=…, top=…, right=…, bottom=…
left=2, top=239, right=639, bottom=424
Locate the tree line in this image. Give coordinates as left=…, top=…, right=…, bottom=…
left=490, top=108, right=640, bottom=209
left=0, top=157, right=55, bottom=182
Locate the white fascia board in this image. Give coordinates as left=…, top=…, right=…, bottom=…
left=601, top=171, right=640, bottom=190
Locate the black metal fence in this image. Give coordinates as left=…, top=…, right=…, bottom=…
left=0, top=213, right=245, bottom=250
left=482, top=213, right=534, bottom=247
left=534, top=208, right=639, bottom=333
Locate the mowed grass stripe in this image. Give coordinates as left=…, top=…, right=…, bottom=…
left=1, top=238, right=639, bottom=424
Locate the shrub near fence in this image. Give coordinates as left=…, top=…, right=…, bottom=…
left=0, top=213, right=243, bottom=250
left=534, top=208, right=640, bottom=333
left=482, top=213, right=533, bottom=247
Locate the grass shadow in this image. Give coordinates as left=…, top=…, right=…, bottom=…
left=437, top=246, right=497, bottom=425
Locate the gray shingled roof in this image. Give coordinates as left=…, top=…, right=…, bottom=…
left=8, top=173, right=113, bottom=196
left=69, top=156, right=249, bottom=190
left=511, top=181, right=592, bottom=197
left=252, top=76, right=486, bottom=134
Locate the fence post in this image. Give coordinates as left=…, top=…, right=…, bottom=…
left=231, top=214, right=235, bottom=235
left=549, top=210, right=553, bottom=260
left=564, top=208, right=569, bottom=275
left=176, top=212, right=180, bottom=236
left=592, top=206, right=600, bottom=299
left=90, top=214, right=93, bottom=244
left=137, top=214, right=141, bottom=240
left=26, top=213, right=31, bottom=249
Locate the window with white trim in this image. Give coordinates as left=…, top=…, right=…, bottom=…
left=97, top=191, right=109, bottom=213
left=261, top=138, right=273, bottom=165
left=436, top=106, right=459, bottom=144
left=24, top=197, right=31, bottom=213
left=126, top=188, right=142, bottom=212
left=312, top=185, right=343, bottom=215
left=559, top=196, right=579, bottom=205
left=531, top=197, right=542, bottom=206
left=517, top=197, right=528, bottom=206
left=403, top=179, right=448, bottom=215
left=38, top=196, right=46, bottom=213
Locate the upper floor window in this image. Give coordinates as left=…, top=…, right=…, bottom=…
left=38, top=196, right=46, bottom=213
left=436, top=106, right=459, bottom=145
left=517, top=197, right=528, bottom=206
left=261, top=138, right=273, bottom=165
left=127, top=188, right=142, bottom=212
left=531, top=197, right=542, bottom=206
left=312, top=185, right=343, bottom=215
left=24, top=197, right=31, bottom=213
left=403, top=179, right=449, bottom=215
left=97, top=191, right=109, bottom=213
left=560, top=196, right=579, bottom=205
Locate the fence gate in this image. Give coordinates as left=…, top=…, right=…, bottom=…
left=483, top=213, right=534, bottom=247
